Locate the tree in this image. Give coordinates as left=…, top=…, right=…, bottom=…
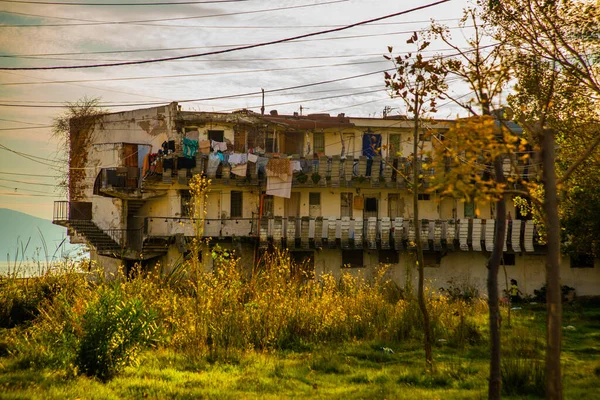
left=52, top=97, right=104, bottom=200
left=430, top=10, right=514, bottom=398
left=384, top=32, right=447, bottom=370
left=483, top=2, right=600, bottom=397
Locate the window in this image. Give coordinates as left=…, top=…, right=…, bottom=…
left=313, top=132, right=325, bottom=153
left=234, top=129, right=246, bottom=153
left=424, top=253, right=442, bottom=268
left=341, top=192, right=353, bottom=218
left=208, top=130, right=224, bottom=142
left=263, top=195, right=274, bottom=217
left=418, top=193, right=431, bottom=201
left=342, top=250, right=364, bottom=268
left=230, top=191, right=243, bottom=218
left=181, top=191, right=192, bottom=217
left=379, top=250, right=399, bottom=264
left=570, top=253, right=595, bottom=268
left=389, top=134, right=401, bottom=157
left=501, top=253, right=516, bottom=266
left=309, top=192, right=321, bottom=217
left=464, top=200, right=475, bottom=218
left=388, top=194, right=404, bottom=219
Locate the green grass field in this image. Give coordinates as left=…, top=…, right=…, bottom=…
left=1, top=302, right=599, bottom=400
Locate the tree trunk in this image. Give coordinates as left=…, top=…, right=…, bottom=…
left=541, top=128, right=563, bottom=399
left=413, top=95, right=433, bottom=369
left=488, top=155, right=506, bottom=400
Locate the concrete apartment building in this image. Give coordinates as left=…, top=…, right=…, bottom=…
left=52, top=102, right=600, bottom=296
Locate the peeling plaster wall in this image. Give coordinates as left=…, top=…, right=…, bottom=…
left=77, top=103, right=178, bottom=203
left=92, top=197, right=123, bottom=231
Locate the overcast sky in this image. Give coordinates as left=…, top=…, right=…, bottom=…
left=0, top=0, right=479, bottom=219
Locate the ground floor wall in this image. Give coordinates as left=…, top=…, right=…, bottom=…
left=91, top=243, right=600, bottom=297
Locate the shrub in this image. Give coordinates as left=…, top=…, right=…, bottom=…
left=501, top=358, right=545, bottom=397
left=439, top=278, right=480, bottom=303
left=76, top=285, right=161, bottom=381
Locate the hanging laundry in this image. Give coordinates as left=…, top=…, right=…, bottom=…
left=228, top=153, right=248, bottom=166
left=185, top=129, right=199, bottom=141
left=142, top=153, right=151, bottom=177
left=292, top=160, right=302, bottom=173
left=198, top=140, right=211, bottom=155
left=300, top=159, right=312, bottom=174
left=211, top=140, right=227, bottom=152
left=266, top=163, right=293, bottom=198
left=183, top=137, right=199, bottom=159
left=231, top=163, right=248, bottom=177
left=362, top=133, right=382, bottom=158
left=256, top=157, right=269, bottom=176
left=266, top=158, right=291, bottom=179
left=247, top=153, right=258, bottom=163
left=207, top=153, right=221, bottom=176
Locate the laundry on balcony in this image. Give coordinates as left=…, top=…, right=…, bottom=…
left=177, top=156, right=196, bottom=169
left=228, top=153, right=248, bottom=165
left=362, top=133, right=382, bottom=158
left=199, top=140, right=211, bottom=155
left=211, top=140, right=227, bottom=152
left=266, top=158, right=291, bottom=179
left=256, top=156, right=269, bottom=176
left=207, top=153, right=221, bottom=176
left=292, top=160, right=302, bottom=172
left=247, top=153, right=258, bottom=163
left=231, top=163, right=248, bottom=177
left=182, top=137, right=199, bottom=159
left=266, top=160, right=293, bottom=198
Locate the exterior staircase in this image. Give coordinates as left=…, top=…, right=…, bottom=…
left=66, top=220, right=123, bottom=255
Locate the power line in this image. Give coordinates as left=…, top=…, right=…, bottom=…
left=0, top=183, right=55, bottom=194
left=0, top=0, right=349, bottom=28
left=0, top=117, right=49, bottom=126
left=0, top=0, right=451, bottom=71
left=0, top=171, right=60, bottom=178
left=1, top=9, right=458, bottom=28
left=0, top=125, right=53, bottom=130
left=0, top=191, right=61, bottom=198
left=0, top=0, right=255, bottom=6
left=0, top=177, right=58, bottom=187
left=1, top=60, right=389, bottom=86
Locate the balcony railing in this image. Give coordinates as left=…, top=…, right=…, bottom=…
left=53, top=201, right=92, bottom=222
left=143, top=215, right=539, bottom=253
left=144, top=217, right=256, bottom=238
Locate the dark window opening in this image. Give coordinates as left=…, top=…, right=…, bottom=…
left=341, top=192, right=353, bottom=218
left=365, top=197, right=378, bottom=212
left=570, top=253, right=594, bottom=268
left=342, top=250, right=364, bottom=268
left=313, top=132, right=325, bottom=154
left=464, top=200, right=475, bottom=217
left=181, top=191, right=192, bottom=217
left=379, top=250, right=399, bottom=264
left=263, top=195, right=274, bottom=217
left=309, top=192, right=321, bottom=206
left=208, top=130, right=224, bottom=142
left=501, top=253, right=516, bottom=266
left=230, top=191, right=243, bottom=218
left=424, top=253, right=442, bottom=268
left=418, top=193, right=431, bottom=201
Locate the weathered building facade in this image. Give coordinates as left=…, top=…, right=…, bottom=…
left=53, top=102, right=600, bottom=296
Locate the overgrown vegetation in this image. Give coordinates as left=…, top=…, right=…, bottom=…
left=1, top=260, right=598, bottom=398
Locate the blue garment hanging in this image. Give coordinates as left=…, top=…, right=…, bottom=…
left=362, top=133, right=382, bottom=158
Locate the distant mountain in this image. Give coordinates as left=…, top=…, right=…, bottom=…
left=0, top=208, right=81, bottom=265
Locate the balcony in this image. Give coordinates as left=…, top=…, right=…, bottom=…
left=143, top=214, right=540, bottom=253
left=96, top=168, right=165, bottom=200
left=142, top=153, right=433, bottom=189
